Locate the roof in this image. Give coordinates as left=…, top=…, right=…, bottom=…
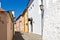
left=0, top=8, right=5, bottom=11
left=0, top=8, right=14, bottom=22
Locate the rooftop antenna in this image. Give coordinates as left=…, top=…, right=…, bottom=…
left=0, top=2, right=1, bottom=8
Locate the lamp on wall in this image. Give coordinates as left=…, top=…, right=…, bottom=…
left=40, top=4, right=44, bottom=11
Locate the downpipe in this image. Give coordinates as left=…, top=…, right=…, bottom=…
left=40, top=0, right=44, bottom=40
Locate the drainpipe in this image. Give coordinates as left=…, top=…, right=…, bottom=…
left=40, top=0, right=44, bottom=39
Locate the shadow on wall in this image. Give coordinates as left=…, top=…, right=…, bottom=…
left=13, top=32, right=24, bottom=40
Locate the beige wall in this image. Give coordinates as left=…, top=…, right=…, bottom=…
left=21, top=9, right=28, bottom=32
left=7, top=13, right=13, bottom=40
left=24, top=9, right=28, bottom=32
left=0, top=12, right=13, bottom=40
left=21, top=16, right=25, bottom=32
left=19, top=16, right=23, bottom=32
left=0, top=12, right=7, bottom=40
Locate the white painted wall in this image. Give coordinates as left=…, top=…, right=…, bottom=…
left=28, top=21, right=31, bottom=32
left=43, top=0, right=60, bottom=40
left=28, top=0, right=41, bottom=35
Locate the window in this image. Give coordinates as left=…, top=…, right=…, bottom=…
left=32, top=4, right=34, bottom=7
left=20, top=21, right=22, bottom=23
left=31, top=7, right=32, bottom=9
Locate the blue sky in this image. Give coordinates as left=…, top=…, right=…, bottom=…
left=0, top=0, right=29, bottom=18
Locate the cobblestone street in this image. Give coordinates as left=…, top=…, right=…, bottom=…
left=13, top=32, right=42, bottom=40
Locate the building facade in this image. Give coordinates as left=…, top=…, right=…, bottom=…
left=15, top=18, right=21, bottom=32
left=24, top=9, right=28, bottom=32
left=43, top=0, right=60, bottom=40
left=15, top=8, right=28, bottom=32
left=0, top=8, right=14, bottom=40
left=28, top=0, right=41, bottom=35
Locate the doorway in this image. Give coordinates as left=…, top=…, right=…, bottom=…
left=28, top=18, right=33, bottom=32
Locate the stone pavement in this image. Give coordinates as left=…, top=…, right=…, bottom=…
left=13, top=32, right=42, bottom=40
left=21, top=32, right=42, bottom=40
left=13, top=32, right=24, bottom=40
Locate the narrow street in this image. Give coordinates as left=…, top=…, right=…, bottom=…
left=13, top=32, right=42, bottom=40
left=13, top=32, right=24, bottom=40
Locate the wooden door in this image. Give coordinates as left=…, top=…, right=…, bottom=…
left=0, top=12, right=7, bottom=40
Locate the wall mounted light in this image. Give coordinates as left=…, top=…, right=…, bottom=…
left=40, top=4, right=44, bottom=11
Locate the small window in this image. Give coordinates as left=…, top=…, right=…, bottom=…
left=31, top=7, right=32, bottom=9
left=20, top=21, right=22, bottom=22
left=32, top=4, right=34, bottom=7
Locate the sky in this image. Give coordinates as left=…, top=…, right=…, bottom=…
left=0, top=0, right=29, bottom=19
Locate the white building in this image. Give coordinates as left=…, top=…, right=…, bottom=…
left=43, top=0, right=60, bottom=40
left=28, top=0, right=60, bottom=40
left=28, top=0, right=42, bottom=35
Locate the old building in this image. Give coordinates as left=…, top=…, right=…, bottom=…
left=43, top=0, right=60, bottom=40
left=15, top=8, right=28, bottom=33
left=0, top=8, right=14, bottom=40
left=15, top=0, right=42, bottom=35
left=28, top=0, right=41, bottom=35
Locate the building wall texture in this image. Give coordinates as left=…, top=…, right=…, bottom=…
left=21, top=16, right=25, bottom=32
left=24, top=9, right=28, bottom=32
left=28, top=0, right=41, bottom=35
left=0, top=11, right=13, bottom=40
left=7, top=12, right=13, bottom=40
left=16, top=18, right=20, bottom=32
left=0, top=12, right=7, bottom=40
left=21, top=9, right=28, bottom=32
left=15, top=9, right=28, bottom=33
left=43, top=0, right=60, bottom=40
left=19, top=16, right=23, bottom=32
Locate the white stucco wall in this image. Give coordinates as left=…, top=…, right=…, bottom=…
left=28, top=0, right=41, bottom=35
left=43, top=0, right=60, bottom=40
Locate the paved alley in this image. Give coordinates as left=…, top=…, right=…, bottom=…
left=13, top=32, right=24, bottom=40
left=13, top=32, right=42, bottom=40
